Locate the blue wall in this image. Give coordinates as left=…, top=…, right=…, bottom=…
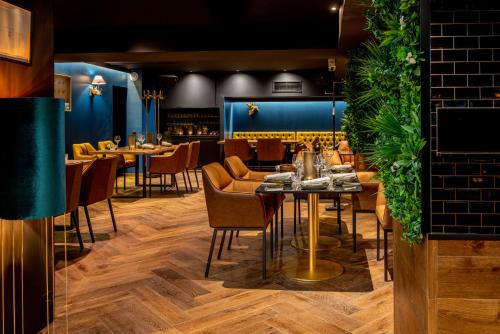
left=55, top=63, right=143, bottom=158
left=224, top=100, right=346, bottom=136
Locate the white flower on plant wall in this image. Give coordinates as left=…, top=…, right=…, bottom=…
left=406, top=52, right=416, bottom=65
left=400, top=16, right=406, bottom=29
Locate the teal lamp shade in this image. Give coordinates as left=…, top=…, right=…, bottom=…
left=0, top=98, right=66, bottom=220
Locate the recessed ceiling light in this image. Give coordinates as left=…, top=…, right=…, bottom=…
left=330, top=6, right=337, bottom=11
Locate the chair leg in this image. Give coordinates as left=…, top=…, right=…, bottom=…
left=337, top=198, right=342, bottom=234
left=352, top=211, right=357, bottom=253
left=187, top=170, right=193, bottom=192
left=236, top=230, right=240, bottom=237
left=83, top=206, right=95, bottom=243
left=115, top=175, right=118, bottom=193
left=108, top=198, right=117, bottom=232
left=227, top=230, right=234, bottom=250
left=384, top=230, right=389, bottom=281
left=270, top=218, right=274, bottom=258
left=217, top=230, right=226, bottom=259
left=377, top=220, right=381, bottom=261
left=194, top=169, right=200, bottom=188
left=182, top=172, right=188, bottom=192
left=293, top=199, right=297, bottom=235
left=72, top=211, right=84, bottom=251
left=173, top=174, right=180, bottom=196
left=205, top=230, right=217, bottom=278
left=123, top=172, right=126, bottom=190
left=274, top=210, right=278, bottom=251
left=149, top=173, right=152, bottom=197
left=280, top=204, right=284, bottom=239
left=262, top=227, right=267, bottom=279
left=298, top=199, right=301, bottom=224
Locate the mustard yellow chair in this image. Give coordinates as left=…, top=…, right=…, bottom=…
left=73, top=143, right=98, bottom=160
left=98, top=140, right=136, bottom=191
left=295, top=131, right=346, bottom=149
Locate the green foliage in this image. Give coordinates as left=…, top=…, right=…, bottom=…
left=344, top=0, right=425, bottom=243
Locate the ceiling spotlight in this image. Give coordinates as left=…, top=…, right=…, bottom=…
left=330, top=6, right=337, bottom=11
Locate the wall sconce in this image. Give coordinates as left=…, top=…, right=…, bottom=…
left=89, top=75, right=106, bottom=96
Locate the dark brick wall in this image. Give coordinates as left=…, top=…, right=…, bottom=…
left=430, top=1, right=500, bottom=235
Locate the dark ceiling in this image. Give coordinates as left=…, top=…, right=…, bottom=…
left=54, top=0, right=369, bottom=74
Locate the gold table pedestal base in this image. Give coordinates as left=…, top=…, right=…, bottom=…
left=291, top=235, right=342, bottom=251
left=282, top=258, right=344, bottom=282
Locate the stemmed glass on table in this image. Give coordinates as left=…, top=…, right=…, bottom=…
left=114, top=135, right=121, bottom=149
left=137, top=134, right=145, bottom=147
left=157, top=133, right=163, bottom=145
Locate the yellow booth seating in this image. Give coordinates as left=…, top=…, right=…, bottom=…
left=232, top=131, right=296, bottom=141
left=296, top=131, right=346, bottom=149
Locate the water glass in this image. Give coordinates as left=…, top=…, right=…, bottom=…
left=275, top=165, right=281, bottom=173
left=138, top=134, right=145, bottom=146
left=157, top=133, right=163, bottom=143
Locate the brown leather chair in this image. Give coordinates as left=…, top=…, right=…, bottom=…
left=202, top=162, right=280, bottom=279
left=79, top=157, right=120, bottom=243
left=351, top=172, right=380, bottom=252
left=186, top=141, right=201, bottom=191
left=338, top=141, right=355, bottom=165
left=224, top=155, right=285, bottom=243
left=256, top=139, right=285, bottom=165
left=65, top=162, right=84, bottom=250
left=98, top=140, right=136, bottom=191
left=224, top=156, right=270, bottom=181
left=375, top=183, right=393, bottom=281
left=224, top=139, right=253, bottom=163
left=73, top=143, right=98, bottom=160
left=149, top=143, right=189, bottom=196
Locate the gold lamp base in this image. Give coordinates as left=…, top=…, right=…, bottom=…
left=291, top=235, right=342, bottom=251
left=282, top=258, right=344, bottom=282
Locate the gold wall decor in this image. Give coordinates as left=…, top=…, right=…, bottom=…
left=54, top=74, right=72, bottom=112
left=247, top=102, right=259, bottom=117
left=0, top=1, right=31, bottom=63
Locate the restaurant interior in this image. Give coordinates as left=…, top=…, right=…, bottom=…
left=0, top=0, right=499, bottom=333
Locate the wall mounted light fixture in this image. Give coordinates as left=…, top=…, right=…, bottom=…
left=89, top=75, right=106, bottom=96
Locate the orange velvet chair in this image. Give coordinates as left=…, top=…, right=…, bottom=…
left=149, top=143, right=189, bottom=196
left=79, top=157, right=120, bottom=243
left=224, top=139, right=253, bottom=163
left=186, top=141, right=201, bottom=191
left=202, top=162, right=281, bottom=279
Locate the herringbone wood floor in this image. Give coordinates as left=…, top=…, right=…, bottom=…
left=49, top=172, right=393, bottom=334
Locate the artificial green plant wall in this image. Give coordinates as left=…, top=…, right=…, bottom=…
left=344, top=0, right=425, bottom=243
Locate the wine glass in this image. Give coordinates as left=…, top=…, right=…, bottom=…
left=292, top=154, right=297, bottom=168
left=138, top=134, right=145, bottom=146
left=114, top=135, right=121, bottom=148
left=157, top=133, right=162, bottom=145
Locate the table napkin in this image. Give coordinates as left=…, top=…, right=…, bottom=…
left=330, top=173, right=357, bottom=182
left=300, top=177, right=330, bottom=189
left=264, top=172, right=294, bottom=182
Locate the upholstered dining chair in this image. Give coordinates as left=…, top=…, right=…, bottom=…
left=65, top=162, right=85, bottom=250
left=224, top=155, right=285, bottom=243
left=338, top=140, right=355, bottom=165
left=256, top=138, right=285, bottom=166
left=375, top=183, right=393, bottom=281
left=186, top=141, right=201, bottom=191
left=98, top=140, right=136, bottom=191
left=224, top=139, right=253, bottom=163
left=351, top=172, right=380, bottom=252
left=202, top=162, right=281, bottom=279
left=79, top=157, right=120, bottom=243
left=73, top=143, right=98, bottom=160
left=149, top=143, right=189, bottom=196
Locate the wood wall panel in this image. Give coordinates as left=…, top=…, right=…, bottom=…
left=0, top=0, right=54, bottom=98
left=394, top=222, right=500, bottom=333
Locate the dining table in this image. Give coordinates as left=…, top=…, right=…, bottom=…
left=255, top=177, right=361, bottom=282
left=93, top=145, right=177, bottom=198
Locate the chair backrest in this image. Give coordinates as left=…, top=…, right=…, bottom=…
left=202, top=162, right=234, bottom=191
left=73, top=143, right=97, bottom=159
left=338, top=140, right=350, bottom=151
left=256, top=138, right=285, bottom=162
left=66, top=162, right=83, bottom=213
left=168, top=143, right=190, bottom=173
left=224, top=139, right=252, bottom=161
left=187, top=141, right=201, bottom=169
left=98, top=140, right=114, bottom=151
left=79, top=157, right=119, bottom=206
left=224, top=156, right=250, bottom=180
left=376, top=182, right=387, bottom=207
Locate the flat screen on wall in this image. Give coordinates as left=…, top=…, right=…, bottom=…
left=437, top=108, right=500, bottom=154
